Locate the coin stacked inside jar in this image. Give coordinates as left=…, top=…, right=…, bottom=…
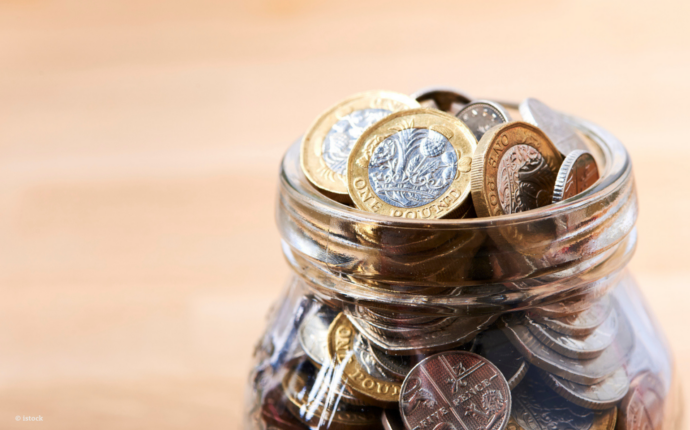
left=300, top=88, right=600, bottom=220
left=255, top=88, right=662, bottom=430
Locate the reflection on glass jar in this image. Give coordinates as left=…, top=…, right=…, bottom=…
left=245, top=112, right=684, bottom=430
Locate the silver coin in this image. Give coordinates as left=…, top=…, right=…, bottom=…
left=531, top=297, right=612, bottom=337
left=539, top=367, right=629, bottom=410
left=298, top=305, right=336, bottom=367
left=511, top=368, right=616, bottom=430
left=456, top=100, right=511, bottom=142
left=552, top=150, right=600, bottom=203
left=352, top=334, right=399, bottom=381
left=368, top=128, right=458, bottom=208
left=323, top=109, right=391, bottom=176
left=411, top=86, right=472, bottom=113
left=519, top=98, right=589, bottom=155
left=501, top=301, right=634, bottom=385
left=370, top=344, right=415, bottom=380
left=349, top=314, right=496, bottom=356
left=524, top=308, right=618, bottom=360
left=350, top=304, right=441, bottom=326
left=346, top=308, right=456, bottom=340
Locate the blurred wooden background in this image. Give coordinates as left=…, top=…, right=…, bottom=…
left=0, top=0, right=689, bottom=428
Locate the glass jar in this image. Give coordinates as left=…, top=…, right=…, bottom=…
left=245, top=112, right=684, bottom=430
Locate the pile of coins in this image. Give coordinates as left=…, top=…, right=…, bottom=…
left=258, top=292, right=665, bottom=430
left=300, top=88, right=600, bottom=219
left=254, top=88, right=668, bottom=430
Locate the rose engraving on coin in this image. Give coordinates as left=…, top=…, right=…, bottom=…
left=301, top=90, right=420, bottom=197
left=552, top=150, right=600, bottom=203
left=511, top=369, right=617, bottom=430
left=471, top=121, right=563, bottom=217
left=348, top=108, right=476, bottom=219
left=519, top=98, right=589, bottom=155
left=456, top=100, right=511, bottom=142
left=399, top=351, right=511, bottom=430
left=368, top=129, right=458, bottom=208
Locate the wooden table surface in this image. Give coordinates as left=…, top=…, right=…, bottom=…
left=1, top=0, right=689, bottom=428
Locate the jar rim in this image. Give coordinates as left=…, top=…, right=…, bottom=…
left=280, top=115, right=631, bottom=228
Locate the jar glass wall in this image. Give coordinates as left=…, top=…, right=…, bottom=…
left=245, top=115, right=683, bottom=430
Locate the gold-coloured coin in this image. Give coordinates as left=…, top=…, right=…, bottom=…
left=471, top=121, right=563, bottom=217
left=301, top=91, right=420, bottom=199
left=282, top=361, right=381, bottom=430
left=347, top=108, right=476, bottom=219
left=327, top=313, right=401, bottom=407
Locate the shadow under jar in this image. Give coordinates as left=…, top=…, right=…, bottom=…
left=245, top=113, right=684, bottom=430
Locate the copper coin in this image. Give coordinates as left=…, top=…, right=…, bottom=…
left=399, top=351, right=511, bottom=430
left=617, top=371, right=664, bottom=430
left=381, top=409, right=406, bottom=430
left=261, top=385, right=309, bottom=430
left=411, top=86, right=472, bottom=114
left=511, top=368, right=617, bottom=430
left=552, top=150, right=600, bottom=203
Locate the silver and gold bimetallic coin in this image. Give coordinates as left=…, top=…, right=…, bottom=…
left=471, top=121, right=564, bottom=218
left=298, top=304, right=337, bottom=367
left=456, top=100, right=512, bottom=142
left=411, top=86, right=472, bottom=114
left=347, top=108, right=477, bottom=219
left=327, top=313, right=402, bottom=407
left=519, top=98, right=589, bottom=155
left=282, top=359, right=381, bottom=430
left=301, top=91, right=420, bottom=200
left=552, top=150, right=600, bottom=203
